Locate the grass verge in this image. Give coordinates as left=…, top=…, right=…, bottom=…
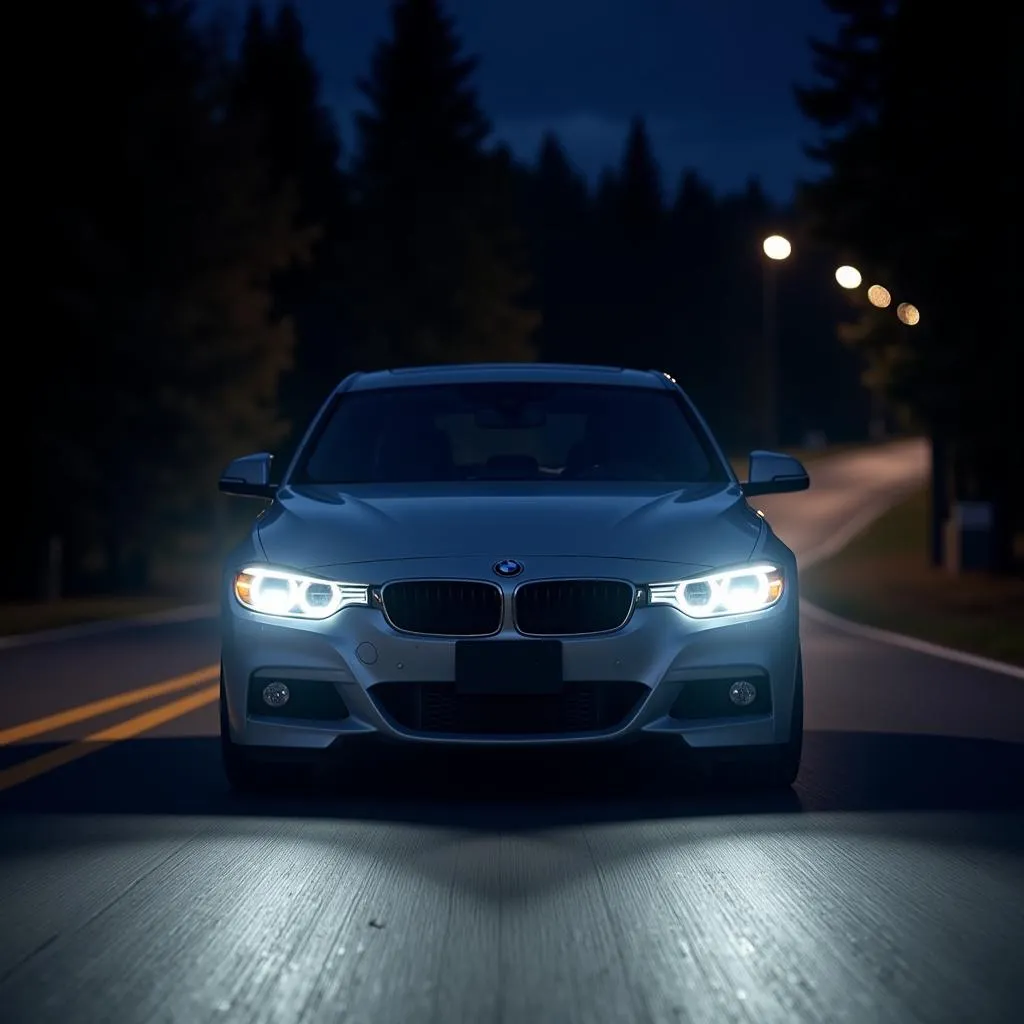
left=801, top=487, right=1024, bottom=667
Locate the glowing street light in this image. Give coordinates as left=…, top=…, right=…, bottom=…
left=867, top=284, right=892, bottom=308
left=896, top=302, right=920, bottom=326
left=762, top=235, right=792, bottom=261
left=835, top=264, right=862, bottom=289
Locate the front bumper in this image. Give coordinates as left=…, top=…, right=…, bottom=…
left=221, top=572, right=801, bottom=753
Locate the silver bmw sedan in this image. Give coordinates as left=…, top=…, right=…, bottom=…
left=218, top=362, right=809, bottom=791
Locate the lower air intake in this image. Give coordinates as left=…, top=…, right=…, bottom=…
left=370, top=680, right=649, bottom=736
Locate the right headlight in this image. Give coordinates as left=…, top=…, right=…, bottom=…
left=647, top=564, right=784, bottom=618
left=233, top=566, right=370, bottom=620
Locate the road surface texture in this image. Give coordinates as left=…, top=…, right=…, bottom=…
left=1, top=438, right=1022, bottom=1024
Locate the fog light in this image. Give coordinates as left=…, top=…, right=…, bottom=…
left=728, top=680, right=757, bottom=707
left=262, top=681, right=290, bottom=707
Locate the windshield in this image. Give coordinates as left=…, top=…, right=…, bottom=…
left=292, top=382, right=727, bottom=484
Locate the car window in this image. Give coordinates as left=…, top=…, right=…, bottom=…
left=294, top=383, right=724, bottom=484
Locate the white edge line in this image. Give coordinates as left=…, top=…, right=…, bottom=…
left=797, top=476, right=1024, bottom=681
left=0, top=603, right=218, bottom=651
left=799, top=600, right=1024, bottom=681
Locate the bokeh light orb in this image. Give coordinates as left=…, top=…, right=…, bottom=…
left=867, top=284, right=892, bottom=308
left=835, top=264, right=863, bottom=289
left=762, top=235, right=792, bottom=260
left=897, top=302, right=921, bottom=326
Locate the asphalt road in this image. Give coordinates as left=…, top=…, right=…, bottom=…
left=1, top=439, right=1022, bottom=1024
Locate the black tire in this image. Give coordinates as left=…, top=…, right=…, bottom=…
left=705, top=650, right=804, bottom=790
left=219, top=674, right=310, bottom=793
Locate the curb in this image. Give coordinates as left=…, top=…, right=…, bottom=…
left=0, top=603, right=218, bottom=651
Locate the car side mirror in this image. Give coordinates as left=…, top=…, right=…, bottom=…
left=741, top=450, right=810, bottom=497
left=218, top=452, right=277, bottom=499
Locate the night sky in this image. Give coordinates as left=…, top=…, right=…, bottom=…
left=207, top=0, right=839, bottom=203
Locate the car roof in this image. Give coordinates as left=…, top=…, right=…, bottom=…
left=337, top=363, right=673, bottom=393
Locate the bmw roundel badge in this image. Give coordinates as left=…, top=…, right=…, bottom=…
left=493, top=558, right=524, bottom=578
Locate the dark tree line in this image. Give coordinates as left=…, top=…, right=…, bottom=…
left=796, top=0, right=1023, bottom=572
left=11, top=0, right=872, bottom=602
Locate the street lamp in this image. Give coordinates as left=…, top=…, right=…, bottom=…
left=760, top=235, right=791, bottom=448
left=762, top=235, right=792, bottom=261
left=867, top=284, right=892, bottom=308
left=835, top=264, right=862, bottom=289
left=896, top=302, right=920, bottom=325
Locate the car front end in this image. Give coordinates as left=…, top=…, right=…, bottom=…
left=217, top=363, right=809, bottom=790
left=220, top=546, right=800, bottom=757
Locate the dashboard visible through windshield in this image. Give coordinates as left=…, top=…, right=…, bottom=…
left=293, top=383, right=727, bottom=484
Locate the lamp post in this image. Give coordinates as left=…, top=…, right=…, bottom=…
left=760, top=235, right=791, bottom=449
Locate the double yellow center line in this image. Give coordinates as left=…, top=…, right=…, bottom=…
left=0, top=665, right=219, bottom=792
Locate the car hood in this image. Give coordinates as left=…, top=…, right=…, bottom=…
left=255, top=481, right=763, bottom=573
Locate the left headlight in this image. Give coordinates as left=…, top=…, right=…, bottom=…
left=233, top=566, right=370, bottom=620
left=647, top=564, right=784, bottom=618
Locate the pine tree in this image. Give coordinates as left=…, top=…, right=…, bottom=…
left=603, top=117, right=667, bottom=371
left=535, top=134, right=589, bottom=212
left=31, top=0, right=308, bottom=592
left=617, top=117, right=663, bottom=242
left=350, top=0, right=538, bottom=367
left=232, top=2, right=351, bottom=429
left=529, top=134, right=591, bottom=362
left=666, top=170, right=719, bottom=402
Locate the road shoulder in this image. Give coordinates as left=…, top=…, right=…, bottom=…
left=800, top=487, right=1024, bottom=673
